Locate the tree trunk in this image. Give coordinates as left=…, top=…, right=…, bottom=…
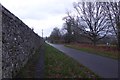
left=93, top=36, right=97, bottom=47
left=93, top=40, right=96, bottom=47
left=117, top=22, right=120, bottom=50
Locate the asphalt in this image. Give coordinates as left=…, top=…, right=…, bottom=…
left=47, top=42, right=118, bottom=78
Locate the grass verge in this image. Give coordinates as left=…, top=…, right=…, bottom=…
left=65, top=44, right=118, bottom=59
left=45, top=44, right=99, bottom=78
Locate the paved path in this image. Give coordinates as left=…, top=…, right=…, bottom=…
left=47, top=42, right=118, bottom=78
left=35, top=45, right=45, bottom=78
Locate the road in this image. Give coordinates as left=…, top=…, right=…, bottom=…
left=47, top=42, right=118, bottom=78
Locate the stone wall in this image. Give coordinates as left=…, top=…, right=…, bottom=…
left=1, top=5, right=43, bottom=78
left=0, top=3, right=2, bottom=80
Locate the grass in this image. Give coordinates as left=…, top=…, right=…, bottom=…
left=14, top=43, right=100, bottom=78
left=65, top=44, right=118, bottom=60
left=45, top=43, right=99, bottom=78
left=15, top=46, right=42, bottom=78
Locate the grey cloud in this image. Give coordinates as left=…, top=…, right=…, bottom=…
left=1, top=0, right=75, bottom=37
left=11, top=0, right=74, bottom=20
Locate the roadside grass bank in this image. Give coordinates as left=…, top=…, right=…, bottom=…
left=45, top=43, right=99, bottom=78
left=65, top=44, right=118, bottom=59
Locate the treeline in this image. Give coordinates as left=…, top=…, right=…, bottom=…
left=47, top=1, right=120, bottom=47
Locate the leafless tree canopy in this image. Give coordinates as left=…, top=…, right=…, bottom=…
left=73, top=2, right=113, bottom=46
left=49, top=1, right=120, bottom=47
left=102, top=1, right=120, bottom=47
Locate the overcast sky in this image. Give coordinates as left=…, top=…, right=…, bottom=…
left=1, top=0, right=78, bottom=37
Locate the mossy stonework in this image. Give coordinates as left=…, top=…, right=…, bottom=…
left=1, top=5, right=43, bottom=78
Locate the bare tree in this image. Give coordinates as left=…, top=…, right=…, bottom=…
left=49, top=27, right=61, bottom=43
left=62, top=12, right=74, bottom=43
left=102, top=1, right=120, bottom=48
left=73, top=2, right=111, bottom=46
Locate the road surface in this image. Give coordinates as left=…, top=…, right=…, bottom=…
left=47, top=42, right=118, bottom=78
